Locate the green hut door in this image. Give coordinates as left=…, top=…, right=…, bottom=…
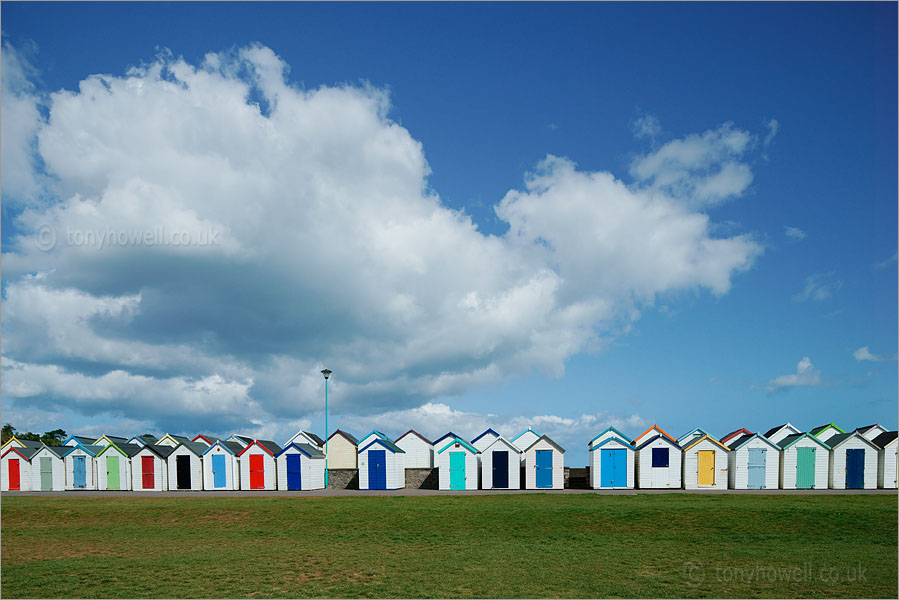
left=40, top=457, right=53, bottom=491
left=106, top=455, right=120, bottom=490
left=796, top=447, right=815, bottom=489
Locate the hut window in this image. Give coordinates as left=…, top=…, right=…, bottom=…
left=652, top=447, right=669, bottom=467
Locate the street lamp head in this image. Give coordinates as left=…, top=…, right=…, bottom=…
left=321, top=369, right=332, bottom=380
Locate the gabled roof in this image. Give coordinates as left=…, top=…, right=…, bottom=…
left=328, top=429, right=359, bottom=445
left=191, top=434, right=221, bottom=445
left=682, top=434, right=730, bottom=452
left=275, top=442, right=325, bottom=459
left=588, top=426, right=633, bottom=446
left=141, top=444, right=176, bottom=459
left=359, top=437, right=406, bottom=454
left=395, top=429, right=431, bottom=445
left=470, top=428, right=500, bottom=445
left=510, top=427, right=540, bottom=443
left=633, top=425, right=676, bottom=445
left=720, top=428, right=753, bottom=445
left=36, top=445, right=69, bottom=459
left=202, top=440, right=246, bottom=456
left=590, top=436, right=636, bottom=451
left=94, top=435, right=129, bottom=446
left=871, top=431, right=898, bottom=449
left=155, top=434, right=191, bottom=446
left=482, top=436, right=522, bottom=454
left=2, top=437, right=43, bottom=451
left=810, top=423, right=845, bottom=437
left=726, top=433, right=779, bottom=452
left=61, top=444, right=106, bottom=457
left=126, top=436, right=151, bottom=446
left=636, top=434, right=682, bottom=451
left=304, top=432, right=325, bottom=446
left=97, top=442, right=143, bottom=458
left=62, top=435, right=97, bottom=446
left=237, top=440, right=283, bottom=457
left=226, top=435, right=254, bottom=446
left=677, top=427, right=711, bottom=444
left=286, top=430, right=325, bottom=447
left=854, top=424, right=884, bottom=435
left=764, top=423, right=801, bottom=438
left=777, top=432, right=831, bottom=451
left=437, top=437, right=479, bottom=455
left=825, top=432, right=879, bottom=450
left=524, top=434, right=566, bottom=454
left=2, top=445, right=41, bottom=460
left=171, top=441, right=211, bottom=457
left=358, top=429, right=390, bottom=443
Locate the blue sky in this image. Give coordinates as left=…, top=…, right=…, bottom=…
left=2, top=2, right=896, bottom=466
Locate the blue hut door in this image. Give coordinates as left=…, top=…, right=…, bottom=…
left=747, top=448, right=766, bottom=489
left=73, top=455, right=86, bottom=489
left=845, top=449, right=864, bottom=489
left=601, top=449, right=625, bottom=487
left=212, top=454, right=226, bottom=488
left=286, top=454, right=302, bottom=490
left=535, top=450, right=553, bottom=488
left=492, top=450, right=509, bottom=488
left=450, top=452, right=466, bottom=489
left=369, top=449, right=387, bottom=490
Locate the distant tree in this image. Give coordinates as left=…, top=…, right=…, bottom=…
left=1, top=424, right=15, bottom=444
left=19, top=431, right=42, bottom=441
left=41, top=429, right=67, bottom=446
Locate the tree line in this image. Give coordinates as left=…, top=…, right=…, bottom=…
left=2, top=424, right=67, bottom=446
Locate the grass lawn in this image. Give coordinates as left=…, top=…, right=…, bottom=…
left=1, top=493, right=896, bottom=598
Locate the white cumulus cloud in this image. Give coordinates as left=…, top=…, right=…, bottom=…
left=766, top=357, right=823, bottom=392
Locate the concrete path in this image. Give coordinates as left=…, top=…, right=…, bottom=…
left=3, top=488, right=896, bottom=498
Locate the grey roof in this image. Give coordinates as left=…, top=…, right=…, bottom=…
left=43, top=445, right=69, bottom=459
left=230, top=435, right=253, bottom=444
left=727, top=433, right=779, bottom=452
left=11, top=439, right=44, bottom=450
left=221, top=441, right=245, bottom=454
left=62, top=444, right=106, bottom=457
left=764, top=423, right=792, bottom=438
left=778, top=433, right=830, bottom=450
left=70, top=436, right=96, bottom=445
left=871, top=431, right=898, bottom=449
left=303, top=432, right=325, bottom=446
left=854, top=424, right=881, bottom=434
left=98, top=435, right=130, bottom=445
left=282, top=442, right=325, bottom=458
left=329, top=429, right=359, bottom=445
left=727, top=434, right=754, bottom=451
left=826, top=432, right=877, bottom=449
left=193, top=434, right=221, bottom=444
left=254, top=440, right=282, bottom=455
left=636, top=434, right=682, bottom=451
left=113, top=443, right=144, bottom=457
left=143, top=444, right=176, bottom=458
left=173, top=441, right=212, bottom=456
left=160, top=434, right=191, bottom=444
left=4, top=445, right=41, bottom=460
left=360, top=437, right=406, bottom=454
left=524, top=434, right=566, bottom=454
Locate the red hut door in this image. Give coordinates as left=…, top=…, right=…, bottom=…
left=9, top=459, right=20, bottom=490
left=250, top=454, right=265, bottom=489
left=142, top=456, right=155, bottom=489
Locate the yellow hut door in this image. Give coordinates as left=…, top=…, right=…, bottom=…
left=697, top=450, right=715, bottom=485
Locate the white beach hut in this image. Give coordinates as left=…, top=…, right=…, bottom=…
left=726, top=433, right=780, bottom=490
left=238, top=440, right=282, bottom=491
left=276, top=443, right=326, bottom=490
left=777, top=433, right=830, bottom=490
left=202, top=440, right=244, bottom=490
left=855, top=424, right=888, bottom=441
left=30, top=445, right=67, bottom=491
left=763, top=423, right=802, bottom=445
left=358, top=438, right=406, bottom=490
left=285, top=430, right=325, bottom=449
left=480, top=436, right=522, bottom=490
left=826, top=432, right=878, bottom=489
left=167, top=441, right=207, bottom=491
left=1, top=445, right=38, bottom=491
left=62, top=444, right=104, bottom=490
left=510, top=428, right=541, bottom=454
left=682, top=435, right=729, bottom=490
left=132, top=444, right=173, bottom=491
left=96, top=443, right=141, bottom=491
left=523, top=435, right=565, bottom=490
left=394, top=430, right=433, bottom=469
left=436, top=437, right=479, bottom=491
left=588, top=427, right=635, bottom=489
left=634, top=426, right=682, bottom=489
left=871, top=431, right=898, bottom=489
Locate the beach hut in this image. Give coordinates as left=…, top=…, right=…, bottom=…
left=225, top=435, right=253, bottom=448
left=872, top=431, right=898, bottom=489
left=1, top=445, right=39, bottom=491
left=62, top=444, right=104, bottom=490
left=471, top=428, right=500, bottom=452
left=285, top=430, right=325, bottom=448
left=167, top=442, right=207, bottom=491
left=682, top=435, right=729, bottom=490
left=635, top=427, right=682, bottom=489
left=589, top=428, right=635, bottom=489
left=132, top=444, right=174, bottom=491
left=96, top=443, right=142, bottom=491
left=395, top=430, right=433, bottom=468
left=764, top=423, right=802, bottom=445
left=726, top=434, right=779, bottom=490
left=358, top=438, right=406, bottom=490
left=826, top=432, right=878, bottom=489
left=357, top=430, right=391, bottom=450
left=275, top=443, right=326, bottom=490
left=154, top=434, right=191, bottom=448
left=510, top=428, right=541, bottom=454
left=202, top=440, right=244, bottom=490
left=720, top=428, right=752, bottom=445
left=777, top=433, right=830, bottom=489
left=94, top=435, right=129, bottom=447
left=324, top=430, right=358, bottom=469
left=480, top=436, right=522, bottom=489
left=855, top=424, right=888, bottom=441
left=435, top=437, right=479, bottom=490
left=29, top=445, right=67, bottom=491
left=62, top=435, right=96, bottom=447
left=677, top=428, right=712, bottom=447
left=238, top=440, right=282, bottom=491
left=523, top=435, right=565, bottom=490
left=810, top=423, right=845, bottom=444
left=191, top=434, right=221, bottom=447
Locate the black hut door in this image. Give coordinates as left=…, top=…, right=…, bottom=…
left=177, top=455, right=192, bottom=489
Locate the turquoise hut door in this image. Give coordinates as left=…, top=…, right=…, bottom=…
left=449, top=452, right=466, bottom=489
left=747, top=448, right=766, bottom=489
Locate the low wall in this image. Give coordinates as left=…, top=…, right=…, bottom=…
left=405, top=468, right=439, bottom=489
left=327, top=469, right=359, bottom=490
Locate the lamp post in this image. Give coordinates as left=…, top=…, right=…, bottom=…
left=321, top=369, right=332, bottom=487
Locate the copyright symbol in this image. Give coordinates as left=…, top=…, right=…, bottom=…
left=682, top=561, right=705, bottom=585
left=35, top=224, right=57, bottom=252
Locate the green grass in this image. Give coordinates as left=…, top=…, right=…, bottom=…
left=1, top=494, right=896, bottom=598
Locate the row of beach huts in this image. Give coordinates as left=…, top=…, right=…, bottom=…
left=1, top=422, right=897, bottom=493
